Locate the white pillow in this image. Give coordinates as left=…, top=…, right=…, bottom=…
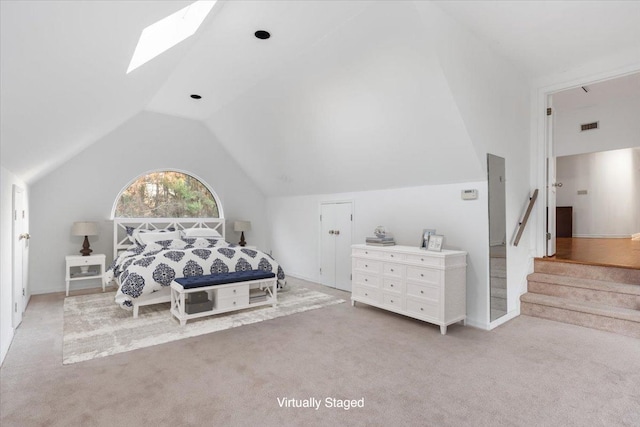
left=126, top=226, right=176, bottom=244
left=136, top=230, right=181, bottom=244
left=181, top=228, right=222, bottom=238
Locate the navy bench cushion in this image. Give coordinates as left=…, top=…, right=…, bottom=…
left=175, top=270, right=276, bottom=289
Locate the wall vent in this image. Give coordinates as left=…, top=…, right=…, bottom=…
left=580, top=121, right=598, bottom=131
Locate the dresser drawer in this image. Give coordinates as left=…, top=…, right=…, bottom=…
left=217, top=285, right=249, bottom=299
left=406, top=266, right=440, bottom=285
left=406, top=297, right=439, bottom=319
left=382, top=278, right=403, bottom=293
left=383, top=263, right=403, bottom=278
left=405, top=253, right=444, bottom=268
left=218, top=295, right=249, bottom=310
left=406, top=282, right=440, bottom=302
left=352, top=248, right=382, bottom=258
left=354, top=258, right=382, bottom=273
left=381, top=251, right=405, bottom=262
left=354, top=272, right=381, bottom=288
left=382, top=293, right=402, bottom=309
left=353, top=285, right=381, bottom=303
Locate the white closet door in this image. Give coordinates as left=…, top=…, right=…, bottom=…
left=333, top=203, right=353, bottom=292
left=320, top=203, right=337, bottom=287
left=320, top=202, right=353, bottom=291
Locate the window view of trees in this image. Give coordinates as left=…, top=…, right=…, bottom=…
left=115, top=171, right=219, bottom=218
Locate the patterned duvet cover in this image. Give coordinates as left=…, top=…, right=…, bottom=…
left=104, top=237, right=285, bottom=309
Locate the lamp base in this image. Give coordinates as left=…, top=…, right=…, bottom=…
left=239, top=231, right=246, bottom=247
left=80, top=235, right=93, bottom=256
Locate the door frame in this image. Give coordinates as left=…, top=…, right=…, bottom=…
left=533, top=65, right=640, bottom=258
left=546, top=94, right=557, bottom=256
left=318, top=200, right=354, bottom=288
left=12, top=185, right=26, bottom=328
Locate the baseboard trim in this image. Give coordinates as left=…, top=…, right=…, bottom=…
left=465, top=318, right=490, bottom=330
left=0, top=328, right=15, bottom=367
left=572, top=234, right=631, bottom=239
left=285, top=272, right=321, bottom=284
left=489, top=309, right=520, bottom=330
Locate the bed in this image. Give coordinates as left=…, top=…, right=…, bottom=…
left=103, top=218, right=285, bottom=317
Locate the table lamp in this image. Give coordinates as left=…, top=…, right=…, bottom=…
left=72, top=221, right=98, bottom=257
left=233, top=220, right=251, bottom=247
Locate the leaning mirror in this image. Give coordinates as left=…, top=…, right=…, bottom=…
left=488, top=154, right=507, bottom=321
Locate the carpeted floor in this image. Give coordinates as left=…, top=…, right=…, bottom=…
left=63, top=285, right=344, bottom=364
left=2, top=277, right=639, bottom=426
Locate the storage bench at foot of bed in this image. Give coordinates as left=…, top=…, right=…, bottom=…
left=170, top=271, right=277, bottom=326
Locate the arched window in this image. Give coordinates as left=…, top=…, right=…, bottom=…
left=113, top=170, right=221, bottom=218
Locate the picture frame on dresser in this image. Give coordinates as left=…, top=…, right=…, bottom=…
left=420, top=229, right=436, bottom=249
left=427, top=235, right=444, bottom=252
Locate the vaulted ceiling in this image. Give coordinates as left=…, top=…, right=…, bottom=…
left=2, top=1, right=639, bottom=195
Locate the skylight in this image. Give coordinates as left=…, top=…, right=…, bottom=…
left=127, top=0, right=216, bottom=74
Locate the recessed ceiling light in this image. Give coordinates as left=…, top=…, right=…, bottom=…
left=190, top=94, right=202, bottom=99
left=255, top=30, right=271, bottom=40
left=127, top=1, right=217, bottom=73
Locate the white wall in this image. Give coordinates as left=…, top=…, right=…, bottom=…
left=557, top=148, right=640, bottom=237
left=267, top=181, right=490, bottom=328
left=415, top=1, right=532, bottom=323
left=28, top=111, right=267, bottom=295
left=265, top=0, right=532, bottom=329
left=0, top=166, right=28, bottom=365
left=554, top=90, right=640, bottom=157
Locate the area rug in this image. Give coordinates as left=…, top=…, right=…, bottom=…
left=63, top=286, right=344, bottom=364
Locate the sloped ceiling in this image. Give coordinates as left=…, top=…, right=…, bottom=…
left=2, top=1, right=640, bottom=195
left=0, top=0, right=218, bottom=182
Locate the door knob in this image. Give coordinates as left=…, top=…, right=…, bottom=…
left=334, top=230, right=340, bottom=235
left=328, top=230, right=334, bottom=235
left=19, top=233, right=30, bottom=240
left=552, top=182, right=563, bottom=187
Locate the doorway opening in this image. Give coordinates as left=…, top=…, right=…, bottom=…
left=543, top=71, right=640, bottom=269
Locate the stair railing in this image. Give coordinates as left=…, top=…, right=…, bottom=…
left=513, top=189, right=538, bottom=247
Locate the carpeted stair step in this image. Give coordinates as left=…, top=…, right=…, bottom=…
left=527, top=273, right=640, bottom=310
left=521, top=293, right=640, bottom=339
left=534, top=259, right=640, bottom=285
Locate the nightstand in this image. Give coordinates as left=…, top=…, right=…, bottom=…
left=65, top=254, right=106, bottom=296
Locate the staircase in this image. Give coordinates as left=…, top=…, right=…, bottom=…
left=521, top=258, right=640, bottom=339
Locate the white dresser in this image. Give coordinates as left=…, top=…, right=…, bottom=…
left=351, top=244, right=467, bottom=334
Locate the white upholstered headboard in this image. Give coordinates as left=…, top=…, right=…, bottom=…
left=112, top=218, right=225, bottom=258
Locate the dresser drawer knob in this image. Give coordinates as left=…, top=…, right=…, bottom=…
left=365, top=293, right=368, bottom=296
left=421, top=290, right=424, bottom=294
left=365, top=251, right=369, bottom=254
left=233, top=301, right=237, bottom=305
left=420, top=274, right=424, bottom=277
left=365, top=264, right=368, bottom=267
left=421, top=258, right=424, bottom=261
left=390, top=299, right=394, bottom=303
left=390, top=254, right=394, bottom=258
left=390, top=284, right=394, bottom=287
left=390, top=268, right=394, bottom=272
left=420, top=307, right=424, bottom=311
left=365, top=278, right=368, bottom=282
left=233, top=289, right=237, bottom=293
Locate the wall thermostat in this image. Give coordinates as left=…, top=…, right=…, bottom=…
left=461, top=189, right=478, bottom=200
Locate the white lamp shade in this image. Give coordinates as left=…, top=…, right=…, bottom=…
left=233, top=220, right=251, bottom=232
left=72, top=221, right=98, bottom=236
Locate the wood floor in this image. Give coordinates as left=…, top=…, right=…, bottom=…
left=551, top=237, right=640, bottom=270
